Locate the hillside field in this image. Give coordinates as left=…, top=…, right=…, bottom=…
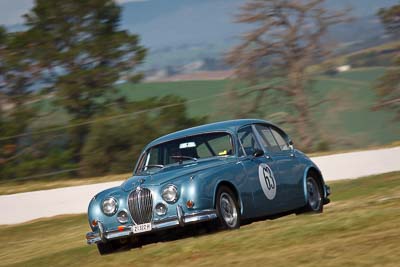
left=1, top=171, right=399, bottom=267
left=117, top=67, right=400, bottom=148
left=34, top=67, right=399, bottom=151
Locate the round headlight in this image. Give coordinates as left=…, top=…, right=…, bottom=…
left=102, top=197, right=117, bottom=216
left=117, top=210, right=129, bottom=224
left=162, top=185, right=178, bottom=203
left=155, top=203, right=168, bottom=216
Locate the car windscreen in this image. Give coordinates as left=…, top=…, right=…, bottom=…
left=136, top=132, right=234, bottom=174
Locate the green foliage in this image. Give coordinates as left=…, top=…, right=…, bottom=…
left=21, top=0, right=146, bottom=119
left=80, top=96, right=206, bottom=176
left=0, top=111, right=76, bottom=180
left=0, top=26, right=41, bottom=180
left=0, top=26, right=6, bottom=44
left=6, top=0, right=148, bottom=168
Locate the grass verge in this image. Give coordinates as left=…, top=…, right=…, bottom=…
left=0, top=173, right=129, bottom=195
left=1, top=172, right=399, bottom=267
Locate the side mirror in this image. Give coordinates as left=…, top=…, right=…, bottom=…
left=253, top=149, right=264, bottom=157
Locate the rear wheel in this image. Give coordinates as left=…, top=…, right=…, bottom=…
left=216, top=186, right=240, bottom=229
left=304, top=176, right=323, bottom=213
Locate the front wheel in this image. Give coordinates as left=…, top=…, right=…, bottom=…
left=304, top=176, right=323, bottom=213
left=216, top=186, right=240, bottom=229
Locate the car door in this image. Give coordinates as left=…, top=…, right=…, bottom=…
left=254, top=124, right=303, bottom=210
left=237, top=125, right=283, bottom=216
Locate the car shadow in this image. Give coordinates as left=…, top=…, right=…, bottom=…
left=115, top=210, right=301, bottom=254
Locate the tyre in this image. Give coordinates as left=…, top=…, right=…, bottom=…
left=304, top=175, right=323, bottom=213
left=216, top=186, right=240, bottom=229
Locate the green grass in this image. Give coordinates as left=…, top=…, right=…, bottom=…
left=1, top=172, right=400, bottom=267
left=117, top=79, right=233, bottom=117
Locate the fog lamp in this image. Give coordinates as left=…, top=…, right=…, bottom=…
left=155, top=203, right=168, bottom=216
left=117, top=210, right=129, bottom=224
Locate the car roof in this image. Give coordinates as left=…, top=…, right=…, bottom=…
left=145, top=119, right=271, bottom=148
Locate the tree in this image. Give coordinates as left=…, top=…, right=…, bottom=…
left=378, top=4, right=400, bottom=38
left=0, top=26, right=40, bottom=107
left=0, top=26, right=41, bottom=179
left=226, top=0, right=348, bottom=148
left=374, top=4, right=400, bottom=119
left=20, top=0, right=147, bottom=160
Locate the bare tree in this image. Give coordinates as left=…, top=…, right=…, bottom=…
left=226, top=0, right=348, bottom=148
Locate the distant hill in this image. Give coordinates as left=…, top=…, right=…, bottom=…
left=120, top=0, right=398, bottom=70
left=5, top=0, right=399, bottom=71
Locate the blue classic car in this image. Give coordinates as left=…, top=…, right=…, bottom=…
left=86, top=119, right=330, bottom=254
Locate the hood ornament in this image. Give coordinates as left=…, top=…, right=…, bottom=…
left=134, top=178, right=146, bottom=191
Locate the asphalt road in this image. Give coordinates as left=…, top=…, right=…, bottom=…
left=1, top=146, right=399, bottom=225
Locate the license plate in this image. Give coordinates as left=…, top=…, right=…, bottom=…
left=132, top=223, right=152, bottom=234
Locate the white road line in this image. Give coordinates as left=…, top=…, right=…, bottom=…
left=1, top=146, right=400, bottom=225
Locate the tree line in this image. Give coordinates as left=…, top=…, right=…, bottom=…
left=0, top=0, right=205, bottom=180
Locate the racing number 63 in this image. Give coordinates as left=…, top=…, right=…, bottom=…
left=258, top=163, right=277, bottom=200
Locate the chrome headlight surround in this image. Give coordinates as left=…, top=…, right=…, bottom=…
left=102, top=197, right=118, bottom=216
left=162, top=185, right=179, bottom=203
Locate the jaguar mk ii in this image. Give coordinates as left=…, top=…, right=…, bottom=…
left=86, top=119, right=330, bottom=254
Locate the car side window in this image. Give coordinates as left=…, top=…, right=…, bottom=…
left=254, top=125, right=280, bottom=153
left=238, top=126, right=261, bottom=156
left=270, top=127, right=290, bottom=151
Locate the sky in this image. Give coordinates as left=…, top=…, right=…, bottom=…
left=0, top=0, right=148, bottom=25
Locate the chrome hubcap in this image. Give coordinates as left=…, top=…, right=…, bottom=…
left=307, top=177, right=321, bottom=210
left=219, top=192, right=238, bottom=227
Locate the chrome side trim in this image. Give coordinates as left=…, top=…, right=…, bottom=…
left=86, top=209, right=217, bottom=245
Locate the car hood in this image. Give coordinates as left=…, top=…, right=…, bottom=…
left=121, top=157, right=234, bottom=192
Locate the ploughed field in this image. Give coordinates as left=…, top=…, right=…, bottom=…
left=1, top=172, right=399, bottom=267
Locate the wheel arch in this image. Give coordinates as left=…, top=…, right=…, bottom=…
left=302, top=166, right=326, bottom=202
left=213, top=181, right=243, bottom=216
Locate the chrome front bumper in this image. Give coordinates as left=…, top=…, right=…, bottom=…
left=86, top=205, right=217, bottom=245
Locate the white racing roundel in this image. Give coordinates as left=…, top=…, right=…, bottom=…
left=258, top=163, right=277, bottom=200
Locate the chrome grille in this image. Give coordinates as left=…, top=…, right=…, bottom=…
left=128, top=188, right=153, bottom=224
